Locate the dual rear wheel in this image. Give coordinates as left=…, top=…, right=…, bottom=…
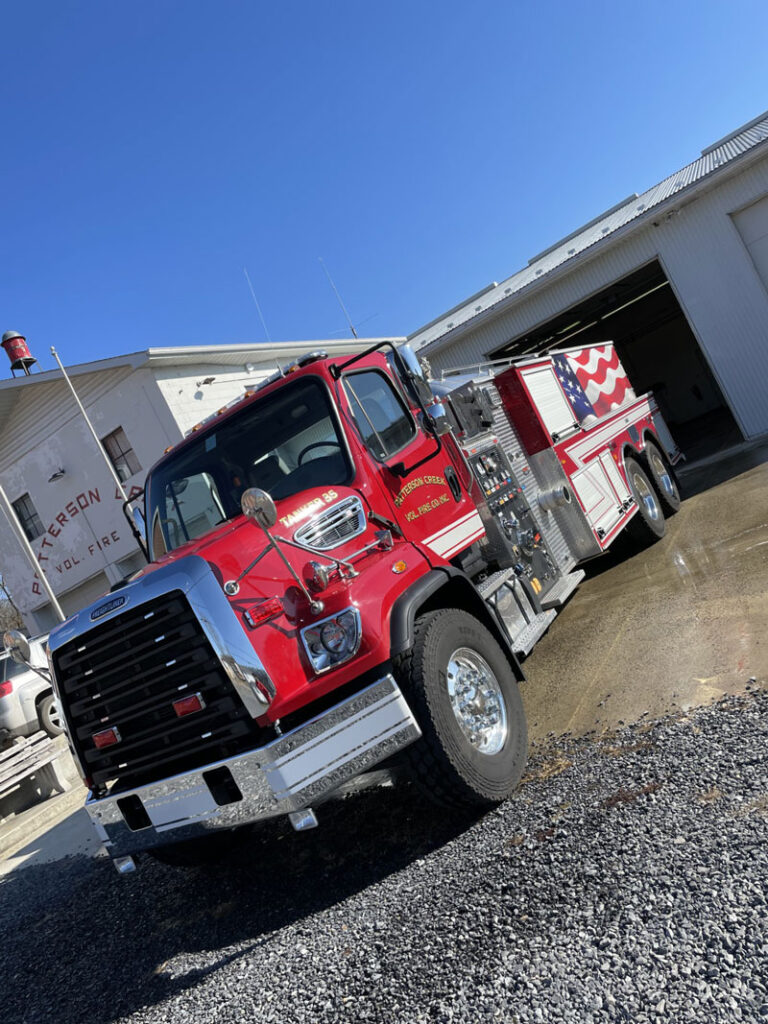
left=624, top=441, right=681, bottom=546
left=644, top=440, right=682, bottom=517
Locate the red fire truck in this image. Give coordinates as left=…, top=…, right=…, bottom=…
left=31, top=340, right=680, bottom=871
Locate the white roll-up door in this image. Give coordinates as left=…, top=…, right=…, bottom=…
left=521, top=367, right=578, bottom=442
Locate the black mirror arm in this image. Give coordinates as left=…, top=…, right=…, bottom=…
left=121, top=492, right=149, bottom=562
left=329, top=339, right=402, bottom=378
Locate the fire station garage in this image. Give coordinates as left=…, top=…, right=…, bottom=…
left=410, top=110, right=768, bottom=461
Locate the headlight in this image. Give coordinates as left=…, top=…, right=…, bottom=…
left=301, top=607, right=361, bottom=673
left=320, top=621, right=347, bottom=652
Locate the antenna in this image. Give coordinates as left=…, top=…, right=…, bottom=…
left=318, top=257, right=358, bottom=338
left=243, top=267, right=272, bottom=343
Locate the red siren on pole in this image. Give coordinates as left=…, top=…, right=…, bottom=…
left=1, top=331, right=37, bottom=376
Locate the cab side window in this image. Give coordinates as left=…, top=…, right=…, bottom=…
left=343, top=370, right=416, bottom=460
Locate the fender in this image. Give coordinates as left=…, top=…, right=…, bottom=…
left=389, top=567, right=526, bottom=681
left=620, top=441, right=643, bottom=469
left=638, top=428, right=683, bottom=490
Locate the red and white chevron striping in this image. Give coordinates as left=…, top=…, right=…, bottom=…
left=567, top=345, right=635, bottom=417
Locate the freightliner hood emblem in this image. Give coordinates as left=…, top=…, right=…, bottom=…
left=90, top=595, right=128, bottom=621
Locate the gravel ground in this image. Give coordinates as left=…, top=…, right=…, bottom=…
left=4, top=687, right=768, bottom=1024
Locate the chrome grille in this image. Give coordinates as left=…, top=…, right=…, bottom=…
left=52, top=591, right=262, bottom=791
left=294, top=495, right=366, bottom=550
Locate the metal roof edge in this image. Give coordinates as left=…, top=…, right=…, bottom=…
left=0, top=350, right=148, bottom=392
left=0, top=338, right=396, bottom=391
left=409, top=285, right=499, bottom=339
left=701, top=107, right=768, bottom=155
left=144, top=338, right=400, bottom=361
left=526, top=194, right=640, bottom=265
left=413, top=128, right=768, bottom=358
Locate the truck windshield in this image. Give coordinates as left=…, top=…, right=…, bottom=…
left=146, top=375, right=351, bottom=557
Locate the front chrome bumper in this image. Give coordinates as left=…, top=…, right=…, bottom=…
left=86, top=675, right=420, bottom=861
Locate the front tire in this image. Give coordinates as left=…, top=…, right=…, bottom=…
left=396, top=609, right=528, bottom=808
left=624, top=455, right=666, bottom=545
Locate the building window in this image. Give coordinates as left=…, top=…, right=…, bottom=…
left=12, top=493, right=44, bottom=542
left=101, top=427, right=141, bottom=482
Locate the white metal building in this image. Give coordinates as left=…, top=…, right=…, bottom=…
left=410, top=110, right=768, bottom=457
left=0, top=339, right=379, bottom=633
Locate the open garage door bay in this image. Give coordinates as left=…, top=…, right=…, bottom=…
left=488, top=261, right=743, bottom=462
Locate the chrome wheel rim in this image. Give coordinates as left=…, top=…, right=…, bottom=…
left=632, top=470, right=660, bottom=521
left=50, top=703, right=62, bottom=729
left=649, top=450, right=677, bottom=500
left=446, top=647, right=508, bottom=755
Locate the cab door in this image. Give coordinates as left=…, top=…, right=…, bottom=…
left=339, top=361, right=484, bottom=563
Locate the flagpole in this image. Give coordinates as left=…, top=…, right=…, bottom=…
left=0, top=481, right=66, bottom=623
left=50, top=347, right=129, bottom=503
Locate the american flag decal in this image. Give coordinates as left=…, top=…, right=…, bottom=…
left=566, top=345, right=635, bottom=418
left=552, top=354, right=595, bottom=424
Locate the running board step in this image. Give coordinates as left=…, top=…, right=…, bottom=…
left=478, top=568, right=517, bottom=601
left=513, top=609, right=557, bottom=657
left=541, top=570, right=586, bottom=610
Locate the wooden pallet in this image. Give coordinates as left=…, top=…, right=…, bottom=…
left=0, top=732, right=70, bottom=803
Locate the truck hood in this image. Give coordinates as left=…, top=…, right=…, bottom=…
left=51, top=484, right=373, bottom=639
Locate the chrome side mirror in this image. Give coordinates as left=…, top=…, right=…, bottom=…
left=399, top=344, right=425, bottom=381
left=428, top=401, right=453, bottom=436
left=241, top=488, right=278, bottom=530
left=3, top=629, right=31, bottom=666
left=396, top=344, right=434, bottom=406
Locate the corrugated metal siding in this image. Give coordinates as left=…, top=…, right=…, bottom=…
left=0, top=366, right=136, bottom=469
left=425, top=157, right=768, bottom=438
left=411, top=111, right=768, bottom=354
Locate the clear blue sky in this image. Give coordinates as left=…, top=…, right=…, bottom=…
left=2, top=1, right=767, bottom=370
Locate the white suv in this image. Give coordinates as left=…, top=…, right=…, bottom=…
left=0, top=635, right=62, bottom=741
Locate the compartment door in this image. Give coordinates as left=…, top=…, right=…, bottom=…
left=599, top=450, right=631, bottom=503
left=521, top=367, right=579, bottom=443
left=570, top=460, right=624, bottom=539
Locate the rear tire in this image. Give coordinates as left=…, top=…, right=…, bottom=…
left=395, top=609, right=528, bottom=808
left=38, top=694, right=64, bottom=738
left=643, top=440, right=681, bottom=516
left=624, top=455, right=666, bottom=545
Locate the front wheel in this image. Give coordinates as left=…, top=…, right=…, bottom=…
left=396, top=609, right=528, bottom=808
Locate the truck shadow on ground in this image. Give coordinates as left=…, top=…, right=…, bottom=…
left=1, top=783, right=480, bottom=1024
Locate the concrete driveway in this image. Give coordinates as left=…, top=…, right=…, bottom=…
left=522, top=443, right=768, bottom=740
